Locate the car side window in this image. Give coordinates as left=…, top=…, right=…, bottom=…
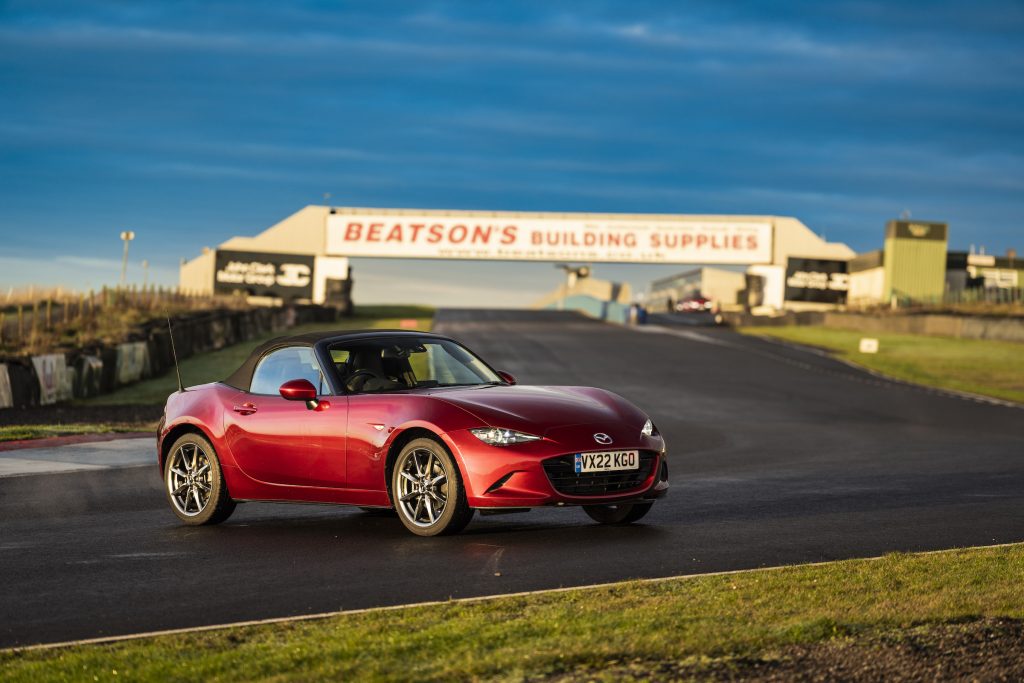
left=249, top=346, right=325, bottom=396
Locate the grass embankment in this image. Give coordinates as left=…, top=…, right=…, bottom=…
left=739, top=325, right=1024, bottom=403
left=0, top=423, right=147, bottom=442
left=81, top=305, right=433, bottom=406
left=2, top=545, right=1022, bottom=681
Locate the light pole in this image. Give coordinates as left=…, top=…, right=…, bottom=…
left=119, top=231, right=135, bottom=287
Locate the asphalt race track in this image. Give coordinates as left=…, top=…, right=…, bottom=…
left=2, top=309, right=1023, bottom=647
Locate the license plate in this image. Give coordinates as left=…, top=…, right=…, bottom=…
left=574, top=450, right=639, bottom=474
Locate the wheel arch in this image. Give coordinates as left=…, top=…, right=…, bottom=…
left=383, top=426, right=465, bottom=506
left=159, top=422, right=216, bottom=472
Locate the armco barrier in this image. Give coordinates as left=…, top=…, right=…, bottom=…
left=0, top=304, right=340, bottom=410
left=722, top=310, right=1024, bottom=343
left=822, top=312, right=1024, bottom=343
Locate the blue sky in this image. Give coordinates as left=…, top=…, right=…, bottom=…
left=1, top=1, right=1022, bottom=305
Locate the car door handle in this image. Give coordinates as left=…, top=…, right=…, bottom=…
left=233, top=403, right=257, bottom=415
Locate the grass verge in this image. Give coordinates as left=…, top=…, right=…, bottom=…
left=2, top=544, right=1022, bottom=681
left=81, top=305, right=433, bottom=406
left=0, top=423, right=152, bottom=442
left=738, top=325, right=1024, bottom=403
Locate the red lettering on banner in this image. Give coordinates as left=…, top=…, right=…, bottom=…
left=409, top=223, right=425, bottom=241
left=696, top=235, right=708, bottom=248
left=681, top=234, right=693, bottom=248
left=501, top=226, right=517, bottom=244
left=624, top=233, right=637, bottom=247
left=471, top=226, right=493, bottom=244
left=345, top=223, right=363, bottom=241
left=531, top=231, right=542, bottom=245
left=427, top=224, right=444, bottom=243
left=449, top=225, right=468, bottom=243
left=367, top=223, right=383, bottom=241
left=747, top=235, right=758, bottom=250
left=385, top=224, right=403, bottom=242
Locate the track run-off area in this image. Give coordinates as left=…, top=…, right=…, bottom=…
left=2, top=309, right=1022, bottom=648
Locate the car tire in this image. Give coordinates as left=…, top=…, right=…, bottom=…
left=582, top=502, right=653, bottom=525
left=164, top=432, right=235, bottom=526
left=391, top=437, right=474, bottom=537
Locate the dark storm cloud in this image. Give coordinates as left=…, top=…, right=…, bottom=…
left=0, top=0, right=1021, bottom=298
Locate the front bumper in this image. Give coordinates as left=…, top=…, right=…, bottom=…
left=444, top=424, right=669, bottom=509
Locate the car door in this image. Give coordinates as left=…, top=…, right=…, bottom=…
left=223, top=345, right=348, bottom=488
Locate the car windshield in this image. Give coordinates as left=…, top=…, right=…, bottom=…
left=328, top=338, right=503, bottom=393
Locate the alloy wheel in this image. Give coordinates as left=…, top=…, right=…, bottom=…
left=166, top=442, right=213, bottom=517
left=396, top=448, right=449, bottom=527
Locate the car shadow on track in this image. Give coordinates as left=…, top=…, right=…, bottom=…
left=160, top=504, right=672, bottom=548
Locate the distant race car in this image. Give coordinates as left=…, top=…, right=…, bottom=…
left=157, top=329, right=669, bottom=536
left=675, top=296, right=714, bottom=313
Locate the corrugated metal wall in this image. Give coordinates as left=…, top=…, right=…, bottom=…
left=883, top=221, right=948, bottom=302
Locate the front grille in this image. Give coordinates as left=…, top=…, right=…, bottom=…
left=542, top=451, right=657, bottom=496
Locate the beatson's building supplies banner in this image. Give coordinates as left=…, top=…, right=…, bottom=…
left=327, top=213, right=772, bottom=265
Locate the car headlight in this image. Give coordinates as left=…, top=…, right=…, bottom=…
left=641, top=419, right=656, bottom=437
left=470, top=427, right=541, bottom=446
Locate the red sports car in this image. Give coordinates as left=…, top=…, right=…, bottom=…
left=157, top=330, right=668, bottom=536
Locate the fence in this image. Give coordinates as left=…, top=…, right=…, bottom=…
left=0, top=285, right=242, bottom=354
left=0, top=304, right=338, bottom=410
left=720, top=310, right=1024, bottom=343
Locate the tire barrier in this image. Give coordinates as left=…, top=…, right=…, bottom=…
left=0, top=364, right=12, bottom=409
left=0, top=304, right=339, bottom=410
left=2, top=359, right=40, bottom=409
left=73, top=355, right=103, bottom=399
left=115, top=342, right=151, bottom=385
left=30, top=354, right=69, bottom=406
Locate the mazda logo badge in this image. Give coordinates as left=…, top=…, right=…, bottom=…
left=593, top=433, right=613, bottom=445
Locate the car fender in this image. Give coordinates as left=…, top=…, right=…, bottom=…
left=158, top=383, right=237, bottom=471
left=378, top=396, right=486, bottom=493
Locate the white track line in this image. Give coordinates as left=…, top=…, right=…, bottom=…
left=6, top=542, right=1021, bottom=654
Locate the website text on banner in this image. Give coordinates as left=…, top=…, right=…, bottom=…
left=327, top=215, right=772, bottom=265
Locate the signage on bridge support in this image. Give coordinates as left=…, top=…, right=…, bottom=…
left=326, top=213, right=772, bottom=265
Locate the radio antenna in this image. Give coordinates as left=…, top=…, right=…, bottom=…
left=167, top=315, right=185, bottom=393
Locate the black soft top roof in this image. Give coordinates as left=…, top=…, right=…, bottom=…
left=223, top=329, right=445, bottom=392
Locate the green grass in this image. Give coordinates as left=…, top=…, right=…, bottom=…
left=2, top=544, right=1022, bottom=681
left=739, top=325, right=1024, bottom=403
left=82, top=305, right=434, bottom=406
left=0, top=423, right=152, bottom=442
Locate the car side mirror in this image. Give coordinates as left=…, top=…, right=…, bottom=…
left=497, top=371, right=517, bottom=385
left=279, top=379, right=323, bottom=410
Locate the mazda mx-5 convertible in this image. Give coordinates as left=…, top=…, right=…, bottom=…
left=157, top=329, right=668, bottom=536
